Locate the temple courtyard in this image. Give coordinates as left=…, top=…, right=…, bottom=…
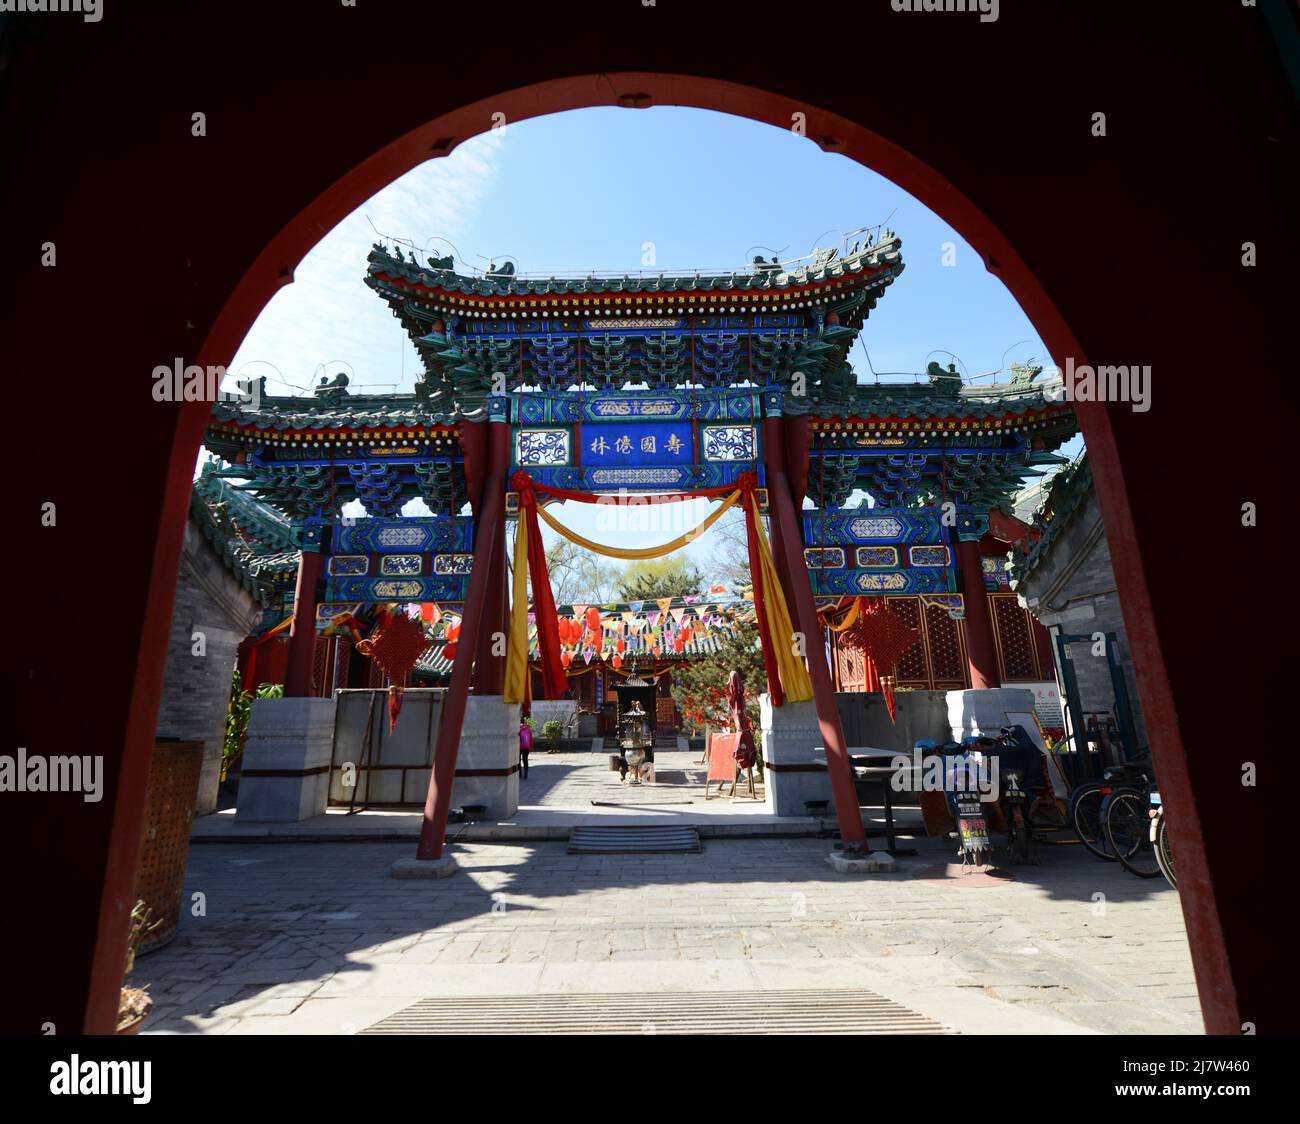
left=134, top=827, right=1201, bottom=1035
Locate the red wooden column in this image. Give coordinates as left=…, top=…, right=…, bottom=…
left=476, top=507, right=507, bottom=694
left=416, top=403, right=510, bottom=860
left=462, top=418, right=506, bottom=695
left=284, top=538, right=325, bottom=697
left=761, top=400, right=866, bottom=848
left=956, top=535, right=1001, bottom=689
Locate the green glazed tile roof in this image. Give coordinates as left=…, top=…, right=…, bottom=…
left=366, top=234, right=903, bottom=299
left=1008, top=454, right=1094, bottom=585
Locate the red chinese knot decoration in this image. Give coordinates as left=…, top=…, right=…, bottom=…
left=840, top=599, right=921, bottom=724
left=360, top=611, right=433, bottom=732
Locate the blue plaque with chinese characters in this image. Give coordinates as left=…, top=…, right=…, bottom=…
left=583, top=423, right=693, bottom=467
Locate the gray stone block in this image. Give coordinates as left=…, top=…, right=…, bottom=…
left=236, top=696, right=337, bottom=822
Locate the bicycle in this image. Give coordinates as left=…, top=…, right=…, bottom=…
left=1103, top=775, right=1163, bottom=878
left=1070, top=761, right=1152, bottom=861
left=1153, top=802, right=1176, bottom=888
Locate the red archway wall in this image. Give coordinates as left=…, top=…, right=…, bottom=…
left=5, top=2, right=1293, bottom=1034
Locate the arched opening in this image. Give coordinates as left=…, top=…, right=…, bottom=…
left=144, top=78, right=1191, bottom=1026
left=13, top=19, right=1284, bottom=1030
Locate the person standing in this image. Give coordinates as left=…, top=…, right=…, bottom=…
left=518, top=720, right=533, bottom=780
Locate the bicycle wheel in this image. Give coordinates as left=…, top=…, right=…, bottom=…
left=1071, top=783, right=1116, bottom=861
left=1105, top=789, right=1161, bottom=877
left=1154, top=811, right=1176, bottom=888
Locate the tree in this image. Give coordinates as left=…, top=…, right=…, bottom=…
left=708, top=507, right=752, bottom=587
left=670, top=623, right=766, bottom=736
left=616, top=555, right=704, bottom=602
left=539, top=537, right=620, bottom=606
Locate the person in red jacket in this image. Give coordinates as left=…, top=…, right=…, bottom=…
left=518, top=720, right=533, bottom=780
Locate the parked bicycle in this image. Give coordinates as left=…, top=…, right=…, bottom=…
left=1103, top=773, right=1163, bottom=878
left=1069, top=760, right=1153, bottom=862
left=1152, top=801, right=1176, bottom=888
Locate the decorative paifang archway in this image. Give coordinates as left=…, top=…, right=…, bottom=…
left=20, top=8, right=1278, bottom=1033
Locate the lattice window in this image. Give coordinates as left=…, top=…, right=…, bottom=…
left=335, top=641, right=351, bottom=691
left=889, top=597, right=929, bottom=687
left=835, top=636, right=867, bottom=691
left=312, top=636, right=329, bottom=697
left=991, top=593, right=1038, bottom=681
left=925, top=601, right=968, bottom=688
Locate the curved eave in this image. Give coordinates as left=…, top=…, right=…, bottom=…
left=367, top=235, right=902, bottom=297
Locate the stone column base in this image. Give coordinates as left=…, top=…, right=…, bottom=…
left=827, top=850, right=897, bottom=873
left=391, top=855, right=458, bottom=879
left=236, top=696, right=336, bottom=822
left=760, top=695, right=835, bottom=817
left=447, top=695, right=520, bottom=820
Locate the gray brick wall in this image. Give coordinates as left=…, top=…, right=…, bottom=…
left=155, top=521, right=264, bottom=814
left=1015, top=487, right=1149, bottom=754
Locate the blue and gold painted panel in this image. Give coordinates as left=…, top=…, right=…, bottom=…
left=806, top=565, right=956, bottom=597
left=512, top=388, right=761, bottom=492
left=584, top=422, right=693, bottom=465
left=512, top=387, right=758, bottom=425
left=332, top=515, right=473, bottom=555
left=802, top=508, right=947, bottom=546
left=325, top=575, right=469, bottom=603
left=909, top=545, right=951, bottom=567
left=856, top=546, right=900, bottom=568
left=803, top=505, right=954, bottom=597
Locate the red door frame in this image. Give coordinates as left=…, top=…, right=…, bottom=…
left=6, top=5, right=1292, bottom=1036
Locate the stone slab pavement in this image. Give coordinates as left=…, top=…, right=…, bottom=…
left=134, top=833, right=1203, bottom=1036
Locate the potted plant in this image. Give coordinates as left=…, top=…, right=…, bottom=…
left=118, top=900, right=160, bottom=1035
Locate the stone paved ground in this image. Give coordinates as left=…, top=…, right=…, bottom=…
left=135, top=831, right=1202, bottom=1035
left=519, top=748, right=744, bottom=807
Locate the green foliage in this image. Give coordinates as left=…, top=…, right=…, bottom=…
left=670, top=624, right=765, bottom=735
left=616, top=555, right=704, bottom=602
left=541, top=718, right=564, bottom=751
left=223, top=667, right=284, bottom=778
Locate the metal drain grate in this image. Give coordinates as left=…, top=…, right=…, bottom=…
left=360, top=988, right=950, bottom=1035
left=568, top=825, right=701, bottom=854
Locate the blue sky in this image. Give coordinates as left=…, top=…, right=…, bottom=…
left=226, top=106, right=1077, bottom=571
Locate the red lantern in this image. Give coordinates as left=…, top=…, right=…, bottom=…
left=561, top=650, right=572, bottom=669
left=612, top=653, right=623, bottom=669
left=586, top=606, right=601, bottom=633
left=616, top=636, right=625, bottom=654
left=442, top=643, right=458, bottom=662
